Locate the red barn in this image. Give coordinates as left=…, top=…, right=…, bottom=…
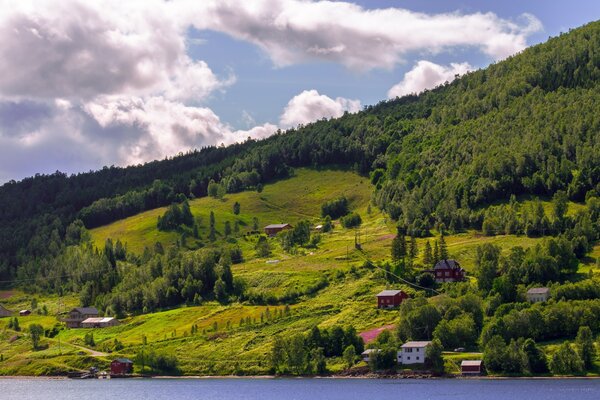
left=376, top=290, right=408, bottom=309
left=110, top=358, right=133, bottom=376
left=461, top=360, right=483, bottom=375
left=432, top=260, right=465, bottom=283
left=264, top=223, right=292, bottom=236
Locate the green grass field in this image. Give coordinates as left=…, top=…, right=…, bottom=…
left=0, top=168, right=596, bottom=376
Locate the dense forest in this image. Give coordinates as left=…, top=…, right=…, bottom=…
left=0, top=20, right=599, bottom=294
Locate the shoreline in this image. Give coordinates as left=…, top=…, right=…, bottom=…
left=2, top=374, right=600, bottom=380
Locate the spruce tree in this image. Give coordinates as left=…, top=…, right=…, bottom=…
left=423, top=241, right=433, bottom=267
left=409, top=236, right=418, bottom=259
left=433, top=241, right=440, bottom=265
left=439, top=234, right=448, bottom=260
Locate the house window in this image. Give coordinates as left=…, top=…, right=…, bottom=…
left=416, top=356, right=420, bottom=360
left=407, top=356, right=410, bottom=360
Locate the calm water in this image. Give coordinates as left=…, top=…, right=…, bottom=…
left=2, top=377, right=600, bottom=400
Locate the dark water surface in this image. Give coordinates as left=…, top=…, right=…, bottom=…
left=2, top=377, right=600, bottom=400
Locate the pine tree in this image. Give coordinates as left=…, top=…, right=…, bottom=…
left=224, top=221, right=232, bottom=237
left=234, top=220, right=240, bottom=233
left=439, top=234, right=448, bottom=260
left=433, top=240, right=440, bottom=265
left=409, top=236, right=418, bottom=259
left=391, top=232, right=406, bottom=262
left=423, top=241, right=433, bottom=266
left=209, top=211, right=216, bottom=242
left=233, top=201, right=241, bottom=215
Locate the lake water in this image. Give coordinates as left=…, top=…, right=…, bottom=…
left=2, top=377, right=600, bottom=400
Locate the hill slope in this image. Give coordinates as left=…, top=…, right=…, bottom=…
left=1, top=21, right=599, bottom=282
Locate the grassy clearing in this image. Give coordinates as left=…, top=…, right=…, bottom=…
left=91, top=168, right=373, bottom=254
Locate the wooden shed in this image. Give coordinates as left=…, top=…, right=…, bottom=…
left=461, top=360, right=484, bottom=375
left=111, top=358, right=134, bottom=376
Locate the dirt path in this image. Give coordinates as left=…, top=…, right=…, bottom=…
left=47, top=337, right=108, bottom=357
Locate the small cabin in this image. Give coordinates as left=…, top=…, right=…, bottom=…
left=110, top=358, right=133, bottom=376
left=264, top=223, right=292, bottom=236
left=19, top=309, right=31, bottom=316
left=461, top=360, right=483, bottom=375
left=432, top=260, right=465, bottom=283
left=361, top=348, right=379, bottom=362
left=526, top=287, right=550, bottom=303
left=376, top=290, right=408, bottom=309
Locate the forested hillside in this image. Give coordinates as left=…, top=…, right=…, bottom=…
left=1, top=21, right=600, bottom=377
left=1, top=21, right=599, bottom=284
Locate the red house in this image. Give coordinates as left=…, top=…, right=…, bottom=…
left=432, top=260, right=465, bottom=283
left=264, top=223, right=292, bottom=236
left=376, top=290, right=408, bottom=309
left=110, top=358, right=134, bottom=376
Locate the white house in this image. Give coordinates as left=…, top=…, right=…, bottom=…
left=397, top=341, right=431, bottom=365
left=526, top=287, right=550, bottom=303
left=361, top=348, right=379, bottom=362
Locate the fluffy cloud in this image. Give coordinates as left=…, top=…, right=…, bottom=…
left=280, top=90, right=361, bottom=128
left=180, top=0, right=542, bottom=70
left=0, top=0, right=231, bottom=101
left=0, top=0, right=542, bottom=182
left=388, top=61, right=473, bottom=98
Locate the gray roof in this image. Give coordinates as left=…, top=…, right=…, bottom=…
left=401, top=341, right=432, bottom=348
left=461, top=360, right=483, bottom=367
left=527, top=287, right=549, bottom=294
left=73, top=307, right=99, bottom=315
left=376, top=290, right=403, bottom=297
left=264, top=223, right=291, bottom=229
left=113, top=358, right=133, bottom=364
left=434, top=259, right=462, bottom=270
left=82, top=317, right=116, bottom=323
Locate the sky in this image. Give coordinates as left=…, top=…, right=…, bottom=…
left=0, top=1, right=598, bottom=184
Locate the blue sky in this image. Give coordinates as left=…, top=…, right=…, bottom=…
left=0, top=1, right=598, bottom=183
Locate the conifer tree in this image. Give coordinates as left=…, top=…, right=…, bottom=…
left=439, top=234, right=448, bottom=260
left=409, top=236, right=418, bottom=259
left=423, top=241, right=433, bottom=267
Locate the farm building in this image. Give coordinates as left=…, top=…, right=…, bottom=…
left=64, top=307, right=100, bottom=328
left=526, top=287, right=550, bottom=303
left=461, top=360, right=484, bottom=375
left=398, top=341, right=431, bottom=365
left=376, top=289, right=408, bottom=309
left=264, top=223, right=292, bottom=236
left=110, top=358, right=134, bottom=376
left=0, top=304, right=13, bottom=317
left=431, top=260, right=465, bottom=283
left=19, top=309, right=31, bottom=316
left=81, top=317, right=120, bottom=328
left=361, top=349, right=379, bottom=362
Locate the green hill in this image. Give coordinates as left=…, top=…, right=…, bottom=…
left=0, top=21, right=599, bottom=377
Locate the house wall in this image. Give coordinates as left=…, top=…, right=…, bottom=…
left=399, top=347, right=427, bottom=365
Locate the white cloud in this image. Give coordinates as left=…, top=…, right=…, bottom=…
left=388, top=61, right=473, bottom=98
left=0, top=0, right=543, bottom=182
left=0, top=0, right=232, bottom=101
left=84, top=96, right=231, bottom=165
left=179, top=0, right=542, bottom=70
left=279, top=90, right=361, bottom=128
